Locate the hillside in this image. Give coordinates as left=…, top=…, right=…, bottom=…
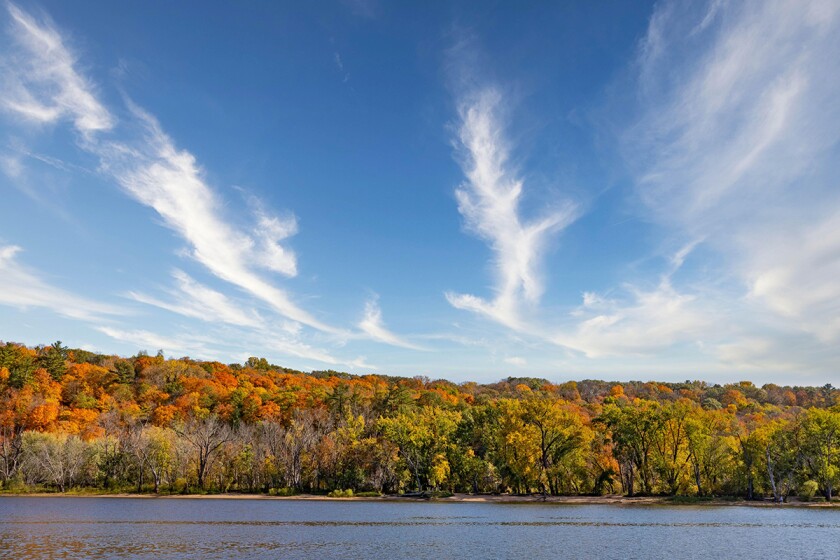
left=1, top=340, right=837, bottom=501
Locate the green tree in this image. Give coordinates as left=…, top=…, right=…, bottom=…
left=39, top=341, right=68, bottom=381
left=758, top=419, right=799, bottom=503
left=0, top=343, right=37, bottom=388
left=799, top=408, right=840, bottom=500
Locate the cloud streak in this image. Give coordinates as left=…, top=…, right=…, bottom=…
left=1, top=3, right=338, bottom=336
left=0, top=245, right=123, bottom=321
left=102, top=104, right=337, bottom=333
left=446, top=88, right=577, bottom=329
left=626, top=0, right=840, bottom=353
left=358, top=298, right=425, bottom=351
left=0, top=2, right=420, bottom=367
left=127, top=269, right=263, bottom=329
left=2, top=3, right=113, bottom=133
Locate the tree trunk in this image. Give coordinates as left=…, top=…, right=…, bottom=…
left=766, top=449, right=781, bottom=503
left=694, top=462, right=703, bottom=497
left=198, top=452, right=208, bottom=489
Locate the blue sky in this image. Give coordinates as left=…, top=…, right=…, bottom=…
left=1, top=1, right=839, bottom=385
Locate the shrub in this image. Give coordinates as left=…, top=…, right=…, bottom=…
left=354, top=491, right=381, bottom=498
left=799, top=480, right=819, bottom=501
left=327, top=488, right=355, bottom=498
left=172, top=478, right=188, bottom=494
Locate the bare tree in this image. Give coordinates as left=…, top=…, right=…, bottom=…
left=278, top=409, right=327, bottom=490
left=22, top=432, right=90, bottom=492
left=125, top=424, right=175, bottom=493
left=175, top=415, right=233, bottom=490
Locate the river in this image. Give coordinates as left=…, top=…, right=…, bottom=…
left=1, top=497, right=838, bottom=559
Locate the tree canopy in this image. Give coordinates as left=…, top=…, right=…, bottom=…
left=1, top=340, right=838, bottom=501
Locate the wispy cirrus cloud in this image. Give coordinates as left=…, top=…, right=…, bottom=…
left=358, top=297, right=426, bottom=351
left=444, top=2, right=840, bottom=376
left=96, top=324, right=363, bottom=368
left=547, top=0, right=840, bottom=370
left=0, top=245, right=123, bottom=321
left=95, top=326, right=234, bottom=362
left=0, top=2, right=418, bottom=365
left=446, top=87, right=578, bottom=330
left=553, top=238, right=716, bottom=359
left=127, top=269, right=263, bottom=329
left=101, top=104, right=337, bottom=333
left=125, top=271, right=360, bottom=365
left=625, top=0, right=840, bottom=359
left=556, top=279, right=711, bottom=359
left=1, top=3, right=113, bottom=133
left=1, top=2, right=338, bottom=335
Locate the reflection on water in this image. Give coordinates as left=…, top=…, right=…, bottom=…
left=1, top=497, right=839, bottom=559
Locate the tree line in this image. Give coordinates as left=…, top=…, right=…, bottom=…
left=1, top=341, right=838, bottom=501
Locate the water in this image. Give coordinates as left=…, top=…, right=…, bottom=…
left=1, top=497, right=838, bottom=559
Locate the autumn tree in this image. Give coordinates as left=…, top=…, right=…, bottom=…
left=378, top=406, right=460, bottom=492
left=599, top=399, right=662, bottom=495
left=521, top=397, right=588, bottom=496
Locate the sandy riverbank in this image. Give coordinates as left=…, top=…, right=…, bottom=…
left=2, top=492, right=837, bottom=507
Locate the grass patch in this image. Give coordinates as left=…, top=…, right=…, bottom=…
left=354, top=491, right=381, bottom=498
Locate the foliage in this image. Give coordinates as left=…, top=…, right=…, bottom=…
left=0, top=340, right=838, bottom=499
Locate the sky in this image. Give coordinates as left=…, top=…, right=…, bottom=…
left=1, top=0, right=839, bottom=385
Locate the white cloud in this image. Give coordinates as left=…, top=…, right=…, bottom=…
left=124, top=270, right=370, bottom=365
left=0, top=152, right=23, bottom=178
left=333, top=52, right=350, bottom=82
left=97, top=318, right=365, bottom=369
left=446, top=87, right=578, bottom=329
left=745, top=207, right=840, bottom=342
left=252, top=208, right=298, bottom=277
left=556, top=278, right=712, bottom=359
left=358, top=297, right=425, bottom=351
left=96, top=326, right=220, bottom=360
left=1, top=2, right=430, bottom=368
left=625, top=0, right=840, bottom=355
left=1, top=3, right=342, bottom=337
left=0, top=245, right=123, bottom=321
left=127, top=269, right=263, bottom=329
left=504, top=356, right=526, bottom=367
left=2, top=3, right=113, bottom=133
left=101, top=105, right=338, bottom=333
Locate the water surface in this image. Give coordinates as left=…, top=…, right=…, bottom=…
left=1, top=497, right=838, bottom=559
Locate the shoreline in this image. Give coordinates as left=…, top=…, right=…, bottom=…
left=1, top=492, right=837, bottom=507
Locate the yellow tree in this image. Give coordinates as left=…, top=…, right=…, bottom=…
left=686, top=407, right=738, bottom=496
left=654, top=399, right=696, bottom=495
left=378, top=406, right=460, bottom=492
left=492, top=399, right=540, bottom=493
left=521, top=397, right=588, bottom=495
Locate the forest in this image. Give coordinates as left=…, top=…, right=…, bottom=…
left=0, top=340, right=838, bottom=502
